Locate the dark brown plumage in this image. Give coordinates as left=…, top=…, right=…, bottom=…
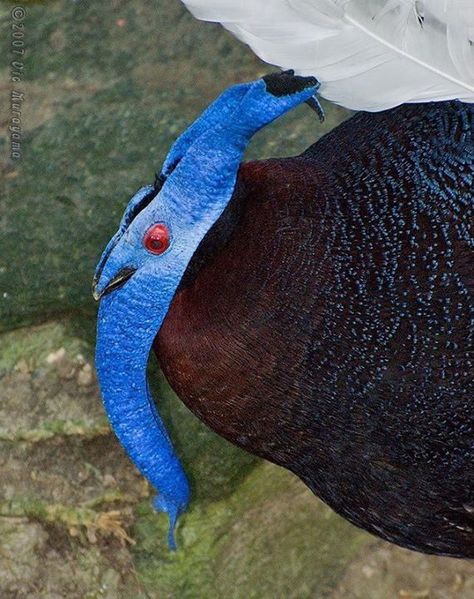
left=156, top=100, right=473, bottom=557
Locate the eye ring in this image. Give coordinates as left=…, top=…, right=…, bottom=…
left=143, top=223, right=170, bottom=255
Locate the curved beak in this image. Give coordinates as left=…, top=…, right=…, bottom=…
left=92, top=266, right=137, bottom=301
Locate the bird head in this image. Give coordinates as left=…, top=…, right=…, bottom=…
left=93, top=72, right=319, bottom=548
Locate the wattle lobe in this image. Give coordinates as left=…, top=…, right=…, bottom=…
left=95, top=281, right=190, bottom=549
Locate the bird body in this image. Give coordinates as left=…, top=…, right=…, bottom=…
left=93, top=69, right=473, bottom=555
left=156, top=100, right=474, bottom=557
left=94, top=75, right=321, bottom=548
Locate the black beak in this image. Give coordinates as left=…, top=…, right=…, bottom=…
left=263, top=70, right=319, bottom=97
left=262, top=70, right=324, bottom=122
left=92, top=267, right=137, bottom=301
left=305, top=96, right=325, bottom=123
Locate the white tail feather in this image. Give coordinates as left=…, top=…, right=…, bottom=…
left=181, top=0, right=474, bottom=110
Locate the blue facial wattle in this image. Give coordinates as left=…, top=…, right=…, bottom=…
left=93, top=74, right=320, bottom=549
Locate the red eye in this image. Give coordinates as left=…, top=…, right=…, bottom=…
left=143, top=223, right=170, bottom=255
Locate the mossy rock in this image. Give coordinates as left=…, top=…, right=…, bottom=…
left=133, top=462, right=371, bottom=599
left=0, top=321, right=375, bottom=598
left=0, top=0, right=349, bottom=333
left=3, top=321, right=471, bottom=598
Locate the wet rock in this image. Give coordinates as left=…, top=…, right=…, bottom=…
left=0, top=320, right=374, bottom=598
left=45, top=348, right=67, bottom=365
left=0, top=515, right=134, bottom=599
left=77, top=363, right=94, bottom=387
left=332, top=544, right=474, bottom=599
left=0, top=0, right=350, bottom=333
left=0, top=323, right=105, bottom=441
left=0, top=323, right=144, bottom=597
left=0, top=518, right=47, bottom=597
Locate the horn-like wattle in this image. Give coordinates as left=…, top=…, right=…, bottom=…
left=95, top=275, right=190, bottom=549
left=94, top=74, right=320, bottom=549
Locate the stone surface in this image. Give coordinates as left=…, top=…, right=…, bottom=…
left=1, top=322, right=473, bottom=598
left=0, top=0, right=349, bottom=333
left=0, top=322, right=372, bottom=598
left=332, top=544, right=474, bottom=599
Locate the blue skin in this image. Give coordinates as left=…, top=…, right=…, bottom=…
left=93, top=76, right=319, bottom=549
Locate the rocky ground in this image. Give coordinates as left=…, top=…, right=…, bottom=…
left=1, top=322, right=473, bottom=598
left=0, top=1, right=473, bottom=597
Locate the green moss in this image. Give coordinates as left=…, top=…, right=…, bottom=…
left=0, top=321, right=87, bottom=370
left=0, top=419, right=110, bottom=442
left=0, top=0, right=350, bottom=334
left=132, top=462, right=371, bottom=599
left=0, top=496, right=133, bottom=544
